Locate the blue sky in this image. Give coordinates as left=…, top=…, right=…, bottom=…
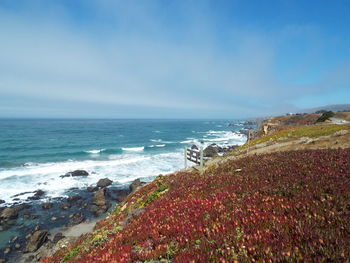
left=0, top=0, right=349, bottom=118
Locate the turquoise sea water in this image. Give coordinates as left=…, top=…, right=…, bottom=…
left=0, top=119, right=247, bottom=203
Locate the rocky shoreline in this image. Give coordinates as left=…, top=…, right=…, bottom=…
left=0, top=126, right=252, bottom=263
left=0, top=172, right=146, bottom=263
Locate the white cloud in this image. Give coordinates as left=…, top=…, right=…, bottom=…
left=0, top=1, right=348, bottom=118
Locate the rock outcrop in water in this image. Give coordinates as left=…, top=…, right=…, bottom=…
left=68, top=213, right=85, bottom=226
left=129, top=178, right=146, bottom=192
left=96, top=178, right=113, bottom=188
left=60, top=170, right=89, bottom=178
left=0, top=207, right=18, bottom=221
left=27, top=190, right=45, bottom=200
left=89, top=188, right=111, bottom=215
left=25, top=230, right=49, bottom=253
left=203, top=143, right=239, bottom=157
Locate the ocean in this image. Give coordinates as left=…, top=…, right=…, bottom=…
left=0, top=119, right=247, bottom=204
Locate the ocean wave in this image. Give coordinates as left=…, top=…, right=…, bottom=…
left=180, top=139, right=194, bottom=144
left=85, top=149, right=105, bottom=154
left=150, top=139, right=162, bottom=142
left=0, top=151, right=185, bottom=204
left=121, top=147, right=145, bottom=152
left=203, top=131, right=246, bottom=146
left=148, top=144, right=166, bottom=148
left=102, top=148, right=123, bottom=154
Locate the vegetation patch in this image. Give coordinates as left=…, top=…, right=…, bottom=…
left=240, top=123, right=350, bottom=149
left=316, top=111, right=335, bottom=122
left=138, top=183, right=169, bottom=208
left=62, top=245, right=82, bottom=263
left=43, top=148, right=350, bottom=262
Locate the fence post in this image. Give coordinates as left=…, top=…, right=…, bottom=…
left=200, top=142, right=204, bottom=173
left=247, top=129, right=250, bottom=154
left=184, top=147, right=187, bottom=168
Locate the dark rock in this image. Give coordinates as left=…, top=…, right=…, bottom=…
left=27, top=195, right=40, bottom=200
left=222, top=145, right=239, bottom=153
left=22, top=211, right=31, bottom=219
left=107, top=188, right=130, bottom=202
left=53, top=232, right=65, bottom=243
left=34, top=240, right=55, bottom=261
left=60, top=203, right=71, bottom=210
left=27, top=190, right=45, bottom=200
left=4, top=247, right=11, bottom=255
left=25, top=230, right=48, bottom=252
left=11, top=191, right=32, bottom=198
left=35, top=190, right=45, bottom=196
left=243, top=120, right=256, bottom=126
left=89, top=188, right=110, bottom=215
left=129, top=179, right=145, bottom=192
left=67, top=195, right=82, bottom=203
left=239, top=129, right=250, bottom=136
left=14, top=203, right=31, bottom=212
left=60, top=170, right=89, bottom=178
left=25, top=255, right=35, bottom=262
left=203, top=144, right=220, bottom=157
left=0, top=200, right=5, bottom=204
left=0, top=207, right=18, bottom=220
left=41, top=202, right=53, bottom=210
left=71, top=170, right=89, bottom=176
left=191, top=144, right=199, bottom=150
left=97, top=178, right=113, bottom=188
left=87, top=186, right=98, bottom=192
left=68, top=213, right=85, bottom=226
left=74, top=200, right=83, bottom=208
left=122, top=208, right=145, bottom=227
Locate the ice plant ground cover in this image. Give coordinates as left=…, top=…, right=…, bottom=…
left=42, top=149, right=350, bottom=262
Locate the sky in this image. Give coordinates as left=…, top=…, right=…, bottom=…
left=0, top=0, right=349, bottom=119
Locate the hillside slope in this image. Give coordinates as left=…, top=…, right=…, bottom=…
left=42, top=125, right=350, bottom=262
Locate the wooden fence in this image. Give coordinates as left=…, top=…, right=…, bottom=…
left=184, top=143, right=204, bottom=172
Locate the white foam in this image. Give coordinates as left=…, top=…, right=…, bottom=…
left=180, top=140, right=193, bottom=144
left=0, top=151, right=186, bottom=204
left=85, top=149, right=105, bottom=154
left=149, top=144, right=166, bottom=148
left=0, top=125, right=246, bottom=204
left=150, top=139, right=162, bottom=142
left=122, top=147, right=144, bottom=152
left=180, top=130, right=246, bottom=148
left=0, top=156, right=148, bottom=180
left=203, top=131, right=246, bottom=147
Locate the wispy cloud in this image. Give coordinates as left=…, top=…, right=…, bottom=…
left=0, top=0, right=349, bottom=118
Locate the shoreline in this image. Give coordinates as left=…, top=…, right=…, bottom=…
left=0, top=123, right=251, bottom=263
left=0, top=147, right=239, bottom=263
left=0, top=178, right=136, bottom=263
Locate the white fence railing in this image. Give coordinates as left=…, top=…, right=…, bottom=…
left=184, top=142, right=204, bottom=172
